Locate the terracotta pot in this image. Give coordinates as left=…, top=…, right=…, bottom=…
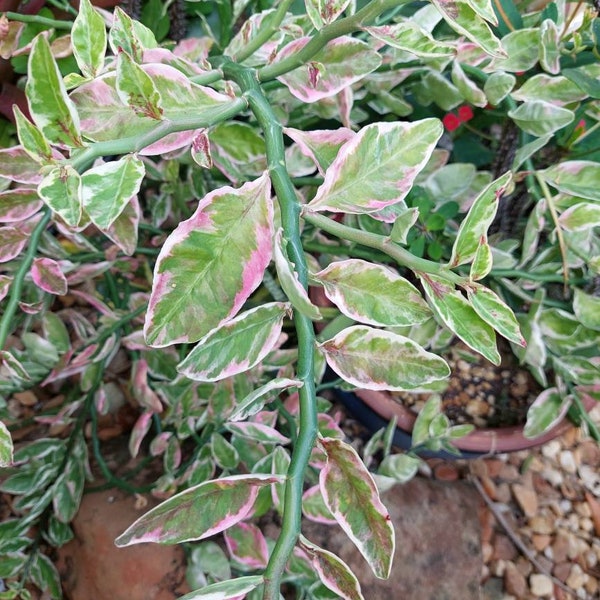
left=347, top=388, right=596, bottom=456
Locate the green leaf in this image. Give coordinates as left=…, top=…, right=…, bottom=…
left=0, top=421, right=13, bottom=467
left=38, top=165, right=82, bottom=227
left=562, top=68, right=600, bottom=99
left=539, top=19, right=560, bottom=75
left=30, top=553, right=61, bottom=599
left=450, top=171, right=512, bottom=266
left=0, top=553, right=26, bottom=578
left=492, top=29, right=539, bottom=73
left=483, top=71, right=515, bottom=105
left=524, top=388, right=571, bottom=438
left=429, top=0, right=505, bottom=57
left=109, top=6, right=157, bottom=62
left=274, top=229, right=322, bottom=321
left=419, top=274, right=500, bottom=364
left=211, top=433, right=240, bottom=470
left=178, top=576, right=264, bottom=600
left=52, top=460, right=85, bottom=523
left=319, top=325, right=450, bottom=391
left=573, top=288, right=600, bottom=330
left=13, top=105, right=54, bottom=164
left=469, top=240, right=493, bottom=281
left=466, top=285, right=526, bottom=346
left=81, top=154, right=145, bottom=229
left=306, top=0, right=351, bottom=29
left=145, top=173, right=273, bottom=347
left=315, top=259, right=431, bottom=327
left=319, top=437, right=394, bottom=579
left=540, top=161, right=600, bottom=202
left=71, top=0, right=106, bottom=77
left=512, top=74, right=587, bottom=105
left=364, top=22, right=455, bottom=58
left=378, top=453, right=421, bottom=483
left=178, top=303, right=289, bottom=382
left=451, top=62, right=487, bottom=107
left=559, top=202, right=600, bottom=231
left=25, top=34, right=82, bottom=147
left=390, top=207, right=419, bottom=244
left=307, top=119, right=442, bottom=214
left=465, top=0, right=497, bottom=25
left=508, top=100, right=574, bottom=136
left=116, top=50, right=163, bottom=120
left=115, top=474, right=282, bottom=545
left=299, top=536, right=364, bottom=600
left=512, top=135, right=552, bottom=171
left=411, top=395, right=442, bottom=446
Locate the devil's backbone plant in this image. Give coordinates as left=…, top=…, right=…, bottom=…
left=1, top=0, right=600, bottom=597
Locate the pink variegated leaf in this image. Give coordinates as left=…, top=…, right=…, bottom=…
left=225, top=422, right=290, bottom=445
left=114, top=474, right=283, bottom=546
left=315, top=259, right=431, bottom=327
left=318, top=413, right=345, bottom=439
left=319, top=325, right=450, bottom=391
left=116, top=50, right=163, bottom=120
left=319, top=437, right=394, bottom=579
left=224, top=522, right=269, bottom=570
left=101, top=195, right=140, bottom=256
left=178, top=303, right=289, bottom=382
left=229, top=378, right=302, bottom=422
left=191, top=129, right=212, bottom=168
left=144, top=173, right=273, bottom=347
left=38, top=165, right=82, bottom=227
left=302, top=485, right=336, bottom=524
left=306, top=0, right=352, bottom=30
left=0, top=189, right=43, bottom=223
left=26, top=34, right=82, bottom=148
left=108, top=7, right=157, bottom=61
left=177, top=576, right=263, bottom=600
left=66, top=261, right=112, bottom=285
left=307, top=120, right=442, bottom=214
left=283, top=127, right=355, bottom=176
left=142, top=48, right=206, bottom=76
left=0, top=226, right=29, bottom=263
left=128, top=411, right=153, bottom=458
left=31, top=258, right=68, bottom=295
left=71, top=64, right=233, bottom=155
left=131, top=359, right=163, bottom=413
left=0, top=276, right=12, bottom=302
left=18, top=301, right=44, bottom=315
left=273, top=229, right=322, bottom=321
left=364, top=23, right=455, bottom=58
left=0, top=147, right=44, bottom=184
left=81, top=154, right=145, bottom=229
left=276, top=36, right=381, bottom=103
left=299, top=535, right=364, bottom=600
left=1, top=351, right=31, bottom=381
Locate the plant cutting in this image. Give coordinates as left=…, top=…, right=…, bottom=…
left=0, top=0, right=599, bottom=597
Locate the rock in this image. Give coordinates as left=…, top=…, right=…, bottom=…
left=532, top=534, right=551, bottom=552
left=553, top=561, right=572, bottom=582
left=566, top=564, right=587, bottom=590
left=504, top=562, right=527, bottom=597
left=492, top=534, right=517, bottom=561
left=529, top=573, right=554, bottom=597
left=57, top=489, right=189, bottom=600
left=512, top=483, right=538, bottom=517
left=530, top=515, right=554, bottom=534
left=552, top=531, right=570, bottom=563
left=302, top=477, right=482, bottom=600
left=559, top=451, right=577, bottom=474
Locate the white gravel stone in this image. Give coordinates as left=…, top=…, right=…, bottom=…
left=542, top=440, right=561, bottom=459
left=567, top=564, right=587, bottom=589
left=559, top=450, right=577, bottom=474
left=542, top=467, right=563, bottom=487
left=529, top=573, right=554, bottom=597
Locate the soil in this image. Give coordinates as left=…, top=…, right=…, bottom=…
left=391, top=341, right=543, bottom=429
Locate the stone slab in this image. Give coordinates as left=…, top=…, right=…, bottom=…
left=302, top=476, right=483, bottom=600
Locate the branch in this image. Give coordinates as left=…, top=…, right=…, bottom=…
left=221, top=60, right=318, bottom=600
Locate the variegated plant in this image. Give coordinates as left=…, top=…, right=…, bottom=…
left=0, top=0, right=599, bottom=597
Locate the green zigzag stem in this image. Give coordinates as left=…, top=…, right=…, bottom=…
left=0, top=209, right=52, bottom=351
left=257, top=0, right=406, bottom=81
left=303, top=211, right=466, bottom=284
left=220, top=60, right=317, bottom=600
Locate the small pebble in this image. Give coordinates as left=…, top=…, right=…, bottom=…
left=566, top=564, right=587, bottom=589
left=529, top=573, right=554, bottom=597
left=559, top=450, right=577, bottom=474
left=512, top=483, right=538, bottom=517
left=504, top=562, right=527, bottom=598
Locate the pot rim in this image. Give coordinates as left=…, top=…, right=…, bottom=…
left=354, top=388, right=596, bottom=454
